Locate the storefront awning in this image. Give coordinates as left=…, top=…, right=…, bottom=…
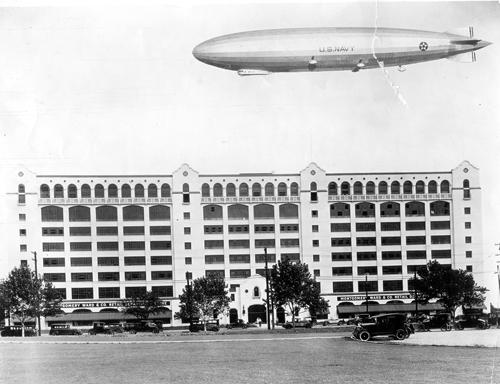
left=337, top=302, right=445, bottom=315
left=46, top=310, right=171, bottom=322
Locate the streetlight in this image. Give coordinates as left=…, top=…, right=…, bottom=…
left=31, top=251, right=41, bottom=337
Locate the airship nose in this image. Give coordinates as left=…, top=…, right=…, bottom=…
left=192, top=41, right=212, bottom=63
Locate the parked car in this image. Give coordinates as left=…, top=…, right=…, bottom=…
left=282, top=318, right=313, bottom=329
left=124, top=321, right=163, bottom=334
left=352, top=314, right=410, bottom=341
left=49, top=324, right=82, bottom=336
left=189, top=320, right=220, bottom=332
left=226, top=319, right=248, bottom=329
left=1, top=325, right=37, bottom=337
left=88, top=322, right=123, bottom=335
left=322, top=318, right=346, bottom=326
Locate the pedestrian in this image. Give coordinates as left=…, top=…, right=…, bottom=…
left=257, top=317, right=262, bottom=327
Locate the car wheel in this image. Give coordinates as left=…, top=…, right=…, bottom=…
left=305, top=323, right=311, bottom=328
left=88, top=330, right=95, bottom=336
left=323, top=321, right=328, bottom=326
left=49, top=331, right=55, bottom=336
left=153, top=329, right=159, bottom=334
left=129, top=329, right=137, bottom=334
left=106, top=330, right=113, bottom=335
left=395, top=329, right=406, bottom=340
left=242, top=325, right=247, bottom=329
left=285, top=324, right=292, bottom=329
left=339, top=321, right=345, bottom=326
left=226, top=325, right=232, bottom=329
left=359, top=331, right=371, bottom=341
left=212, top=327, right=219, bottom=332
left=77, top=330, right=82, bottom=335
left=72, top=331, right=78, bottom=335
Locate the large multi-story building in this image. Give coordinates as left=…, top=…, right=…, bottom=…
left=0, top=160, right=484, bottom=329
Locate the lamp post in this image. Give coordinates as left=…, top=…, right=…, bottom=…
left=414, top=270, right=419, bottom=320
left=365, top=274, right=369, bottom=314
left=31, top=251, right=41, bottom=337
left=264, top=248, right=271, bottom=330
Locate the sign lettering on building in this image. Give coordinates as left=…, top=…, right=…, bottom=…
left=61, top=301, right=170, bottom=308
left=337, top=294, right=412, bottom=302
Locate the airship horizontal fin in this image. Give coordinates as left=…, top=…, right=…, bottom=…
left=450, top=39, right=482, bottom=46
left=447, top=51, right=476, bottom=63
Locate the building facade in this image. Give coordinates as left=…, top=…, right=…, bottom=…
left=0, top=161, right=484, bottom=329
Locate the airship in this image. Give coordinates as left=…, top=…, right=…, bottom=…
left=192, top=27, right=491, bottom=76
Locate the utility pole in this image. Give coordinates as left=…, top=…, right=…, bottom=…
left=365, top=274, right=369, bottom=314
left=414, top=270, right=419, bottom=320
left=31, top=251, right=41, bottom=336
left=265, top=248, right=270, bottom=330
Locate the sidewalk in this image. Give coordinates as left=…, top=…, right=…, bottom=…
left=395, top=328, right=500, bottom=348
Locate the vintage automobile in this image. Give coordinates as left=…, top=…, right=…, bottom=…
left=352, top=314, right=410, bottom=341
left=87, top=322, right=123, bottom=335
left=124, top=321, right=163, bottom=334
left=1, top=325, right=37, bottom=337
left=49, top=324, right=82, bottom=336
left=322, top=318, right=346, bottom=326
left=189, top=320, right=220, bottom=332
left=226, top=319, right=249, bottom=329
left=282, top=318, right=313, bottom=329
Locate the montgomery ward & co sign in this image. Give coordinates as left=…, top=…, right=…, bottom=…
left=337, top=294, right=412, bottom=301
left=61, top=301, right=170, bottom=308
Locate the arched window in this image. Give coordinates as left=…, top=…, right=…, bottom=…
left=202, top=183, right=210, bottom=197
left=380, top=202, right=400, bottom=217
left=278, top=183, right=287, bottom=196
left=148, top=184, right=158, bottom=198
left=135, top=184, right=144, bottom=198
left=279, top=204, right=298, bottom=218
left=96, top=206, right=117, bottom=221
left=41, top=206, right=63, bottom=222
left=310, top=182, right=317, bottom=191
left=68, top=184, right=78, bottom=198
left=254, top=204, right=274, bottom=219
left=428, top=181, right=437, bottom=194
left=95, top=184, right=104, bottom=198
left=18, top=184, right=25, bottom=193
left=228, top=204, right=249, bottom=219
left=379, top=181, right=388, bottom=195
left=265, top=183, right=274, bottom=197
left=227, top=183, right=236, bottom=197
left=108, top=184, right=118, bottom=198
left=290, top=183, right=299, bottom=196
left=310, top=182, right=318, bottom=201
left=122, top=184, right=131, bottom=198
left=160, top=184, right=171, bottom=197
left=240, top=183, right=249, bottom=197
left=123, top=206, right=144, bottom=221
left=441, top=180, right=450, bottom=194
left=183, top=184, right=190, bottom=193
left=327, top=182, right=337, bottom=196
left=353, top=182, right=363, bottom=195
left=405, top=202, right=425, bottom=216
left=54, top=184, right=64, bottom=198
left=203, top=205, right=223, bottom=220
left=355, top=202, right=375, bottom=217
left=149, top=205, right=170, bottom=221
left=341, top=182, right=350, bottom=195
left=366, top=182, right=375, bottom=195
left=182, top=184, right=190, bottom=203
left=463, top=179, right=470, bottom=189
left=403, top=181, right=412, bottom=194
left=416, top=181, right=425, bottom=194
left=252, top=183, right=262, bottom=197
left=40, top=184, right=50, bottom=198
left=330, top=203, right=350, bottom=217
left=69, top=206, right=91, bottom=222
left=253, top=287, right=260, bottom=297
left=82, top=184, right=92, bottom=198
left=214, top=183, right=223, bottom=197
left=390, top=181, right=400, bottom=194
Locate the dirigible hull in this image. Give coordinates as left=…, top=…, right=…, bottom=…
left=192, top=27, right=491, bottom=74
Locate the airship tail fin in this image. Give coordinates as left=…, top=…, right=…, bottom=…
left=447, top=51, right=476, bottom=63
left=445, top=27, right=475, bottom=38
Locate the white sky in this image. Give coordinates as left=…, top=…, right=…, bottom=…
left=0, top=1, right=499, bottom=297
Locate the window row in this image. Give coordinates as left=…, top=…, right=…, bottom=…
left=41, top=240, right=171, bottom=254
left=331, top=249, right=451, bottom=261
left=330, top=201, right=450, bottom=218
left=332, top=280, right=404, bottom=293
left=204, top=239, right=299, bottom=249
left=330, top=265, right=425, bottom=276
left=68, top=286, right=173, bottom=299
left=331, top=221, right=450, bottom=232
left=327, top=179, right=450, bottom=196
left=330, top=235, right=451, bottom=247
left=205, top=253, right=294, bottom=264
left=43, top=226, right=171, bottom=237
left=40, top=183, right=172, bottom=199
left=41, top=205, right=170, bottom=222
left=202, top=182, right=299, bottom=197
left=44, top=256, right=172, bottom=268
left=203, top=204, right=298, bottom=220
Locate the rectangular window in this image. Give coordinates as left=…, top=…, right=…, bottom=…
left=151, top=286, right=173, bottom=297
left=185, top=257, right=192, bottom=264
left=229, top=254, right=250, bottom=263
left=230, top=269, right=251, bottom=278
left=312, top=240, right=319, bottom=247
left=98, top=257, right=119, bottom=266
left=70, top=257, right=92, bottom=267
left=71, top=273, right=93, bottom=282
left=70, top=242, right=92, bottom=252
left=125, top=272, right=146, bottom=281
left=125, top=287, right=147, bottom=298
left=405, top=222, right=425, bottom=231
left=311, top=210, right=318, bottom=218
left=382, top=266, right=402, bottom=275
left=228, top=225, right=249, bottom=234
left=43, top=258, right=65, bottom=267
left=205, top=240, right=224, bottom=249
left=229, top=239, right=250, bottom=249
left=151, top=271, right=172, bottom=280
left=356, top=237, right=376, bottom=246
left=312, top=225, right=319, bottom=233
left=205, top=255, right=225, bottom=264
left=358, top=281, right=378, bottom=292
left=465, top=236, right=472, bottom=244
left=464, top=207, right=471, bottom=214
left=70, top=227, right=92, bottom=236
left=44, top=273, right=66, bottom=282
left=331, top=223, right=351, bottom=232
left=54, top=288, right=66, bottom=299
left=124, top=257, right=146, bottom=266
left=254, top=225, right=275, bottom=233
left=123, top=226, right=145, bottom=236
left=18, top=194, right=26, bottom=204
left=43, top=243, right=65, bottom=252
left=406, top=236, right=426, bottom=245
left=184, top=227, right=191, bottom=235
left=184, top=212, right=190, bottom=220
left=280, top=239, right=300, bottom=248
left=313, top=269, right=320, bottom=277
left=466, top=251, right=472, bottom=258
left=358, top=266, right=377, bottom=275
left=185, top=242, right=191, bottom=250
left=331, top=252, right=352, bottom=261
left=204, top=225, right=223, bottom=234
left=383, top=280, right=403, bottom=292
left=124, top=241, right=145, bottom=251
left=206, top=270, right=225, bottom=278
left=381, top=237, right=401, bottom=246
left=151, top=256, right=172, bottom=265
left=407, top=265, right=426, bottom=274
left=72, top=288, right=93, bottom=299
left=332, top=267, right=352, bottom=276
left=99, top=287, right=120, bottom=299
left=255, top=239, right=275, bottom=248
left=466, top=265, right=473, bottom=273
left=280, top=224, right=299, bottom=233
left=430, top=221, right=451, bottom=230
left=255, top=253, right=276, bottom=263
left=42, top=227, right=64, bottom=236
left=464, top=190, right=471, bottom=199
left=313, top=254, right=320, bottom=262
left=20, top=244, right=27, bottom=252
left=150, top=226, right=171, bottom=236
left=407, top=250, right=427, bottom=259
left=98, top=272, right=119, bottom=281
left=332, top=282, right=354, bottom=293
left=95, top=227, right=118, bottom=237
left=356, top=223, right=376, bottom=232
left=357, top=252, right=376, bottom=261
left=381, top=222, right=401, bottom=232
left=150, top=241, right=171, bottom=250
left=382, top=251, right=401, bottom=260
left=97, top=242, right=119, bottom=251
left=281, top=253, right=300, bottom=262
left=431, top=236, right=451, bottom=245
left=19, top=214, right=26, bottom=221
left=431, top=249, right=452, bottom=259
left=465, top=222, right=471, bottom=229
left=331, top=238, right=352, bottom=247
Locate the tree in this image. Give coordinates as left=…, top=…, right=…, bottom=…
left=119, top=291, right=167, bottom=322
left=409, top=260, right=487, bottom=320
left=0, top=265, right=63, bottom=337
left=177, top=274, right=230, bottom=331
left=269, top=259, right=329, bottom=328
